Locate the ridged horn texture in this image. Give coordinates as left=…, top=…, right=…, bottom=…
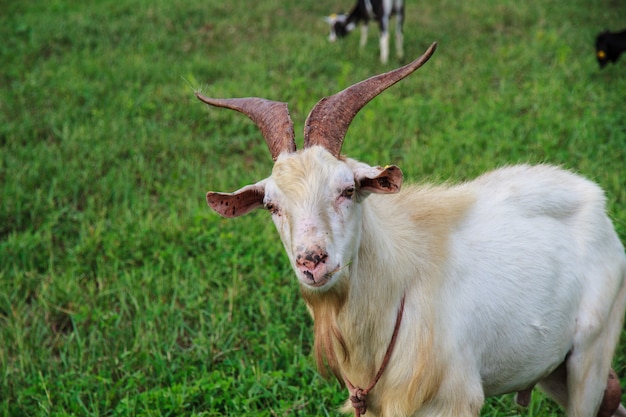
left=195, top=94, right=296, bottom=161
left=303, top=42, right=438, bottom=158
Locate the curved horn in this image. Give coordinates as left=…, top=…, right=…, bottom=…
left=196, top=94, right=296, bottom=161
left=303, top=42, right=438, bottom=158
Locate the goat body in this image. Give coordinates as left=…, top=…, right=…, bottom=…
left=198, top=44, right=626, bottom=416
left=596, top=29, right=626, bottom=68
left=326, top=0, right=404, bottom=63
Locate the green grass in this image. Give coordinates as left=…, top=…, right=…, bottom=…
left=1, top=0, right=625, bottom=415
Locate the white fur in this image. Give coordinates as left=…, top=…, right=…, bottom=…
left=209, top=147, right=626, bottom=416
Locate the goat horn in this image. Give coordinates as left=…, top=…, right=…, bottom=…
left=303, top=42, right=438, bottom=158
left=195, top=94, right=296, bottom=161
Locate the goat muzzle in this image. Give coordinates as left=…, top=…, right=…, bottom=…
left=295, top=247, right=335, bottom=287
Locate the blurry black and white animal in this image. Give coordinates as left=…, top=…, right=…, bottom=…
left=596, top=29, right=626, bottom=68
left=325, top=0, right=404, bottom=64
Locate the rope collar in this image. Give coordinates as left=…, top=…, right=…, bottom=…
left=342, top=293, right=406, bottom=416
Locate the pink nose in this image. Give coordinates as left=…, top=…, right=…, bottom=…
left=296, top=248, right=328, bottom=279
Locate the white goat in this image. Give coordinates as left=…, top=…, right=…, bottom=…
left=325, top=0, right=404, bottom=64
left=197, top=43, right=626, bottom=417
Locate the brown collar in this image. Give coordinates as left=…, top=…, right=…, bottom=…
left=342, top=293, right=406, bottom=416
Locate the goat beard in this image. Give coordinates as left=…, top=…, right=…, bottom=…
left=301, top=278, right=350, bottom=382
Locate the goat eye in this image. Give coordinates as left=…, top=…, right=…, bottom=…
left=341, top=186, right=355, bottom=199
left=265, top=202, right=279, bottom=215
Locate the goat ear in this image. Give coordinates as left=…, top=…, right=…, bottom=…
left=206, top=181, right=266, bottom=218
left=355, top=165, right=403, bottom=194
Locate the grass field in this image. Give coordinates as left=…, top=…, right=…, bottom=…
left=1, top=0, right=625, bottom=415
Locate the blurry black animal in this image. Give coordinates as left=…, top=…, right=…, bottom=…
left=325, top=0, right=404, bottom=64
left=595, top=29, right=626, bottom=68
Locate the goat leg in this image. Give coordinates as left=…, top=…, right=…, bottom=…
left=515, top=387, right=533, bottom=407
left=597, top=369, right=622, bottom=417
